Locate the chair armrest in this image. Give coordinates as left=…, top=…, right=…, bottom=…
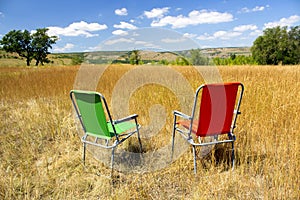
left=113, top=114, right=138, bottom=124
left=173, top=110, right=191, bottom=120
left=234, top=109, right=241, bottom=114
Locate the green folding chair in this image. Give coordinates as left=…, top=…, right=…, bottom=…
left=70, top=90, right=142, bottom=171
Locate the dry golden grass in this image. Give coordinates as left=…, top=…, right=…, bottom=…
left=0, top=64, right=299, bottom=199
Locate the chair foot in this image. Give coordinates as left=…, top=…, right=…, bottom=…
left=138, top=136, right=143, bottom=153
left=82, top=143, right=86, bottom=166
left=231, top=142, right=235, bottom=170
left=192, top=145, right=197, bottom=174
left=111, top=148, right=115, bottom=178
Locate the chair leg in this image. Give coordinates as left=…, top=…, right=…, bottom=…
left=192, top=145, right=197, bottom=174
left=171, top=116, right=176, bottom=161
left=111, top=148, right=115, bottom=177
left=231, top=141, right=235, bottom=170
left=82, top=142, right=86, bottom=165
left=137, top=130, right=143, bottom=153
left=135, top=118, right=143, bottom=153
left=171, top=130, right=175, bottom=161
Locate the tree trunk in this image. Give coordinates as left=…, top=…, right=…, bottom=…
left=26, top=58, right=30, bottom=66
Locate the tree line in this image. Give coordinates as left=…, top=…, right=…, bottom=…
left=0, top=28, right=57, bottom=66
left=213, top=26, right=300, bottom=65
left=213, top=54, right=257, bottom=66
left=0, top=26, right=299, bottom=66
left=119, top=26, right=300, bottom=66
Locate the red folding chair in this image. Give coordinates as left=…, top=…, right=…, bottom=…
left=171, top=82, right=244, bottom=173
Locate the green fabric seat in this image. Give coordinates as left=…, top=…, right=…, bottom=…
left=70, top=90, right=142, bottom=174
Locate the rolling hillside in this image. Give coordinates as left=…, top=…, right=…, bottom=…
left=0, top=47, right=251, bottom=67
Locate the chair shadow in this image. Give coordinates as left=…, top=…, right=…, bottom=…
left=197, top=143, right=268, bottom=172
left=196, top=143, right=236, bottom=171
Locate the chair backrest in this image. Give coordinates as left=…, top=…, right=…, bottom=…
left=70, top=90, right=113, bottom=139
left=194, top=82, right=243, bottom=137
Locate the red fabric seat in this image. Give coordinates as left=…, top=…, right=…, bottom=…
left=177, top=83, right=239, bottom=137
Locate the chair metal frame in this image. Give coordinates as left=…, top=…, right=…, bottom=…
left=70, top=90, right=143, bottom=171
left=171, top=82, right=244, bottom=174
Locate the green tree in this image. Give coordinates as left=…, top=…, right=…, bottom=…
left=159, top=59, right=169, bottom=65
left=213, top=55, right=257, bottom=66
left=0, top=30, right=33, bottom=66
left=189, top=48, right=209, bottom=65
left=251, top=26, right=300, bottom=65
left=0, top=28, right=57, bottom=66
left=230, top=53, right=236, bottom=60
left=31, top=28, right=58, bottom=66
left=175, top=56, right=190, bottom=65
left=129, top=50, right=141, bottom=65
left=287, top=26, right=300, bottom=64
left=71, top=54, right=84, bottom=65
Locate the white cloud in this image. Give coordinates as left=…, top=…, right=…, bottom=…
left=104, top=38, right=134, bottom=45
left=196, top=24, right=258, bottom=43
left=47, top=21, right=107, bottom=37
left=134, top=41, right=148, bottom=45
left=264, top=15, right=300, bottom=29
left=113, top=21, right=137, bottom=30
left=134, top=40, right=160, bottom=49
left=233, top=24, right=258, bottom=32
left=252, top=6, right=265, bottom=12
left=196, top=33, right=213, bottom=40
left=53, top=43, right=74, bottom=52
left=68, top=21, right=106, bottom=31
left=144, top=7, right=170, bottom=18
left=239, top=5, right=269, bottom=13
left=213, top=31, right=227, bottom=38
left=197, top=30, right=242, bottom=40
left=183, top=33, right=197, bottom=38
left=239, top=8, right=250, bottom=13
left=224, top=31, right=242, bottom=39
left=161, top=37, right=187, bottom=43
left=115, top=8, right=128, bottom=16
left=132, top=32, right=140, bottom=37
left=112, top=29, right=128, bottom=36
left=250, top=30, right=263, bottom=36
left=151, top=9, right=233, bottom=29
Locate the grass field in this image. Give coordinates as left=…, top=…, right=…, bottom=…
left=0, top=64, right=299, bottom=199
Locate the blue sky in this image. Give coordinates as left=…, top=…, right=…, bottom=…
left=0, top=0, right=299, bottom=52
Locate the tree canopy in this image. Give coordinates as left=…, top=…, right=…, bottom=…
left=189, top=48, right=210, bottom=65
left=0, top=28, right=57, bottom=66
left=251, top=26, right=300, bottom=65
left=129, top=50, right=141, bottom=65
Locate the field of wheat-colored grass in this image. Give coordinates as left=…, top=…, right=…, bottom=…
left=0, top=64, right=299, bottom=199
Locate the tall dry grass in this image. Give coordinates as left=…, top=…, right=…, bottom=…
left=0, top=64, right=299, bottom=199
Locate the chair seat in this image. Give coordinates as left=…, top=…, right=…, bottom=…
left=85, top=121, right=138, bottom=139
left=177, top=120, right=198, bottom=134
left=177, top=120, right=227, bottom=137
left=107, top=121, right=137, bottom=134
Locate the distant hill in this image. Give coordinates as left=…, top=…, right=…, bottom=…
left=82, top=47, right=251, bottom=64
left=201, top=47, right=251, bottom=58
left=178, top=47, right=251, bottom=58
left=0, top=47, right=251, bottom=66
